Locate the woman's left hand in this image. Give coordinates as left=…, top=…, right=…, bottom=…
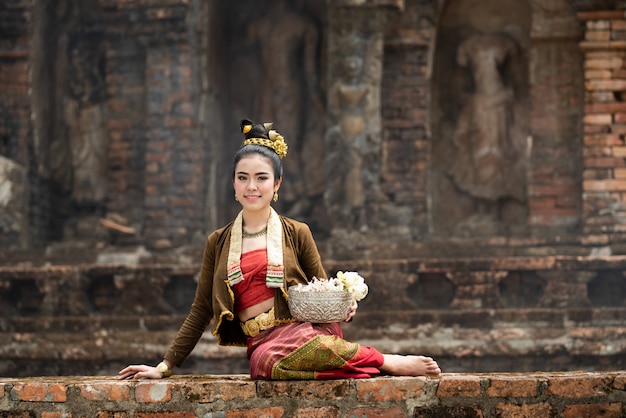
left=344, top=300, right=358, bottom=322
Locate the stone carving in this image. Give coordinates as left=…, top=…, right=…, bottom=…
left=0, top=156, right=27, bottom=241
left=64, top=102, right=107, bottom=205
left=325, top=34, right=370, bottom=229
left=51, top=6, right=107, bottom=207
left=245, top=1, right=325, bottom=215
left=448, top=33, right=527, bottom=229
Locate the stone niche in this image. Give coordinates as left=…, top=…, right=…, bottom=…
left=0, top=155, right=27, bottom=248
left=430, top=0, right=582, bottom=239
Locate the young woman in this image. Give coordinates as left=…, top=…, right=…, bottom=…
left=118, top=119, right=441, bottom=380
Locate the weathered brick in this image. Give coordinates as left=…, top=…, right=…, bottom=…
left=347, top=406, right=407, bottom=417
left=135, top=413, right=195, bottom=418
left=0, top=412, right=32, bottom=418
left=585, top=69, right=613, bottom=79
left=41, top=413, right=73, bottom=418
left=487, top=376, right=538, bottom=397
left=613, top=20, right=626, bottom=31
left=95, top=413, right=128, bottom=418
left=78, top=382, right=130, bottom=401
left=610, top=124, right=626, bottom=135
left=546, top=374, right=612, bottom=398
left=587, top=90, right=616, bottom=102
left=561, top=403, right=623, bottom=418
left=614, top=63, right=626, bottom=74
left=612, top=146, right=626, bottom=157
left=224, top=407, right=284, bottom=418
left=436, top=375, right=481, bottom=397
left=10, top=382, right=67, bottom=402
left=613, top=374, right=626, bottom=390
left=587, top=20, right=611, bottom=30
left=256, top=379, right=350, bottom=400
left=586, top=79, right=626, bottom=90
left=586, top=30, right=611, bottom=41
left=584, top=113, right=612, bottom=125
left=584, top=124, right=610, bottom=134
left=184, top=379, right=256, bottom=403
left=356, top=377, right=426, bottom=402
left=414, top=406, right=483, bottom=418
left=584, top=179, right=626, bottom=191
left=583, top=157, right=625, bottom=168
left=135, top=381, right=172, bottom=403
left=614, top=113, right=626, bottom=124
left=495, top=402, right=553, bottom=418
left=293, top=406, right=340, bottom=418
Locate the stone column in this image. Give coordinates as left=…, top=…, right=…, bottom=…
left=324, top=0, right=402, bottom=249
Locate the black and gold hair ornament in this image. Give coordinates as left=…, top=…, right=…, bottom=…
left=240, top=118, right=288, bottom=159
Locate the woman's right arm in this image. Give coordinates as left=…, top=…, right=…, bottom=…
left=162, top=235, right=216, bottom=367
left=118, top=234, right=218, bottom=379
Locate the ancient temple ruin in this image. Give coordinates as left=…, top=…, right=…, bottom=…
left=0, top=0, right=625, bottom=377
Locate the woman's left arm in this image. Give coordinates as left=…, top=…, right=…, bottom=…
left=295, top=222, right=357, bottom=322
left=295, top=222, right=327, bottom=280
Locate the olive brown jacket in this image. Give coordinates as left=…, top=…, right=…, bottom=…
left=164, top=216, right=327, bottom=367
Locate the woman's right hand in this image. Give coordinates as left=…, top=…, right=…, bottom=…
left=117, top=364, right=163, bottom=380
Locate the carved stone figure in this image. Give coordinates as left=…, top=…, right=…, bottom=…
left=325, top=35, right=370, bottom=229
left=64, top=101, right=107, bottom=205
left=50, top=4, right=107, bottom=207
left=448, top=33, right=526, bottom=222
left=0, top=156, right=27, bottom=241
left=246, top=1, right=324, bottom=215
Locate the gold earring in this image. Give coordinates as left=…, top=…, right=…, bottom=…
left=273, top=191, right=279, bottom=202
left=235, top=193, right=238, bottom=201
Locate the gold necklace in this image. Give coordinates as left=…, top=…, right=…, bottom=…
left=242, top=225, right=268, bottom=238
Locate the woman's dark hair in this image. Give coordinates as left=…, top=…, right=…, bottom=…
left=232, top=144, right=283, bottom=180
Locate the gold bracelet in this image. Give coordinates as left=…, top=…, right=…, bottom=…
left=156, top=361, right=172, bottom=378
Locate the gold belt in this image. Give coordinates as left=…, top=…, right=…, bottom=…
left=241, top=307, right=276, bottom=337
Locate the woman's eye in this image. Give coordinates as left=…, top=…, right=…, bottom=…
left=238, top=176, right=247, bottom=181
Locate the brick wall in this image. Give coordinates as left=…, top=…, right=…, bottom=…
left=1, top=256, right=624, bottom=377
left=0, top=373, right=624, bottom=417
left=580, top=11, right=626, bottom=238
left=381, top=1, right=434, bottom=238
left=102, top=0, right=205, bottom=249
left=528, top=38, right=584, bottom=229
left=0, top=0, right=34, bottom=247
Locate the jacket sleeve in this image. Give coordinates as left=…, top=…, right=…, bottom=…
left=164, top=233, right=217, bottom=367
left=295, top=222, right=327, bottom=281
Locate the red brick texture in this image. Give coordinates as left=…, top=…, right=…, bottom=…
left=0, top=373, right=624, bottom=417
left=581, top=13, right=626, bottom=234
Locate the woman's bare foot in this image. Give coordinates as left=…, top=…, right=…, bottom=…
left=380, top=354, right=441, bottom=377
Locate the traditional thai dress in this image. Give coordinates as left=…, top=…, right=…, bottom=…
left=164, top=209, right=384, bottom=380
left=235, top=248, right=384, bottom=380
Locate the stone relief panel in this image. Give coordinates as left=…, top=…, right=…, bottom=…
left=325, top=33, right=371, bottom=230
left=218, top=0, right=326, bottom=224
left=324, top=6, right=387, bottom=237
left=0, top=155, right=27, bottom=247
left=449, top=34, right=526, bottom=204
left=431, top=0, right=532, bottom=237
left=50, top=1, right=108, bottom=208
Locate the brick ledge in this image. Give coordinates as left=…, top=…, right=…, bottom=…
left=1, top=372, right=625, bottom=417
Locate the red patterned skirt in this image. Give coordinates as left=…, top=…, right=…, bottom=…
left=247, top=321, right=384, bottom=380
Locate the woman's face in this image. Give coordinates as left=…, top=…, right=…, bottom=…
left=233, top=154, right=281, bottom=213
